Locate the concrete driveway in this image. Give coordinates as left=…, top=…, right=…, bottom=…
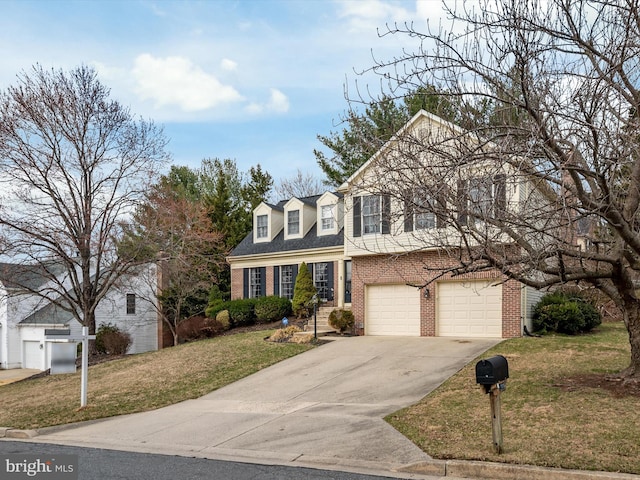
left=34, top=336, right=500, bottom=473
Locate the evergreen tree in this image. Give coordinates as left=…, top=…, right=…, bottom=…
left=292, top=262, right=317, bottom=318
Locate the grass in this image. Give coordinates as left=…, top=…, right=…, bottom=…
left=0, top=330, right=312, bottom=430
left=386, top=322, right=640, bottom=474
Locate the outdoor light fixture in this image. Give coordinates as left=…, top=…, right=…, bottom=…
left=423, top=288, right=430, bottom=298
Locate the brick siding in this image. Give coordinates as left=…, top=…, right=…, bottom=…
left=351, top=250, right=522, bottom=338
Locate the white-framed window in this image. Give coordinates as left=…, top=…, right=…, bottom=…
left=256, top=215, right=268, bottom=238
left=321, top=205, right=334, bottom=230
left=281, top=265, right=294, bottom=299
left=287, top=210, right=300, bottom=235
left=313, top=262, right=329, bottom=301
left=459, top=175, right=506, bottom=224
left=362, top=195, right=381, bottom=234
left=126, top=294, right=136, bottom=315
left=415, top=190, right=436, bottom=230
left=249, top=268, right=262, bottom=298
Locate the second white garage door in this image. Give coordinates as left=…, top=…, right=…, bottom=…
left=366, top=284, right=421, bottom=336
left=437, top=280, right=502, bottom=337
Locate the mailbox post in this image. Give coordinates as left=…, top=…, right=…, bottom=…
left=475, top=355, right=509, bottom=454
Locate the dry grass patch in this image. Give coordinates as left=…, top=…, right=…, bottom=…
left=0, top=330, right=312, bottom=430
left=387, top=322, right=640, bottom=474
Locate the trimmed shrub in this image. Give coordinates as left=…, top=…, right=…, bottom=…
left=215, top=309, right=231, bottom=331
left=532, top=292, right=601, bottom=334
left=255, top=296, right=292, bottom=324
left=292, top=262, right=317, bottom=318
left=227, top=298, right=258, bottom=327
left=328, top=309, right=355, bottom=334
left=95, top=323, right=132, bottom=355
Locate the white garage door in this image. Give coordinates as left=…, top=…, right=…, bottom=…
left=366, top=284, right=421, bottom=336
left=23, top=341, right=43, bottom=370
left=437, top=280, right=502, bottom=337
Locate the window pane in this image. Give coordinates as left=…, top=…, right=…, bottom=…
left=288, top=210, right=299, bottom=235
left=126, top=294, right=136, bottom=315
left=362, top=195, right=380, bottom=234
left=257, top=215, right=268, bottom=238
left=281, top=265, right=294, bottom=300
left=321, top=205, right=334, bottom=230
left=249, top=268, right=262, bottom=298
left=313, top=263, right=329, bottom=301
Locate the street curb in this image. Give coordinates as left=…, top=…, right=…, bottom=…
left=1, top=429, right=39, bottom=439
left=399, top=459, right=640, bottom=479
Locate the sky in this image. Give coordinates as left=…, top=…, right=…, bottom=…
left=0, top=0, right=446, bottom=186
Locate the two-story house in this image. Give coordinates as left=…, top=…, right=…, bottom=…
left=230, top=110, right=544, bottom=338
left=228, top=192, right=351, bottom=308
left=0, top=262, right=162, bottom=370
left=338, top=109, right=543, bottom=338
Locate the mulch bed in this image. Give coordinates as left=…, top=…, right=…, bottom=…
left=554, top=374, right=640, bottom=397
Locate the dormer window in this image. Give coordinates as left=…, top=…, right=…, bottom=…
left=288, top=210, right=300, bottom=235
left=321, top=205, right=334, bottom=231
left=256, top=215, right=268, bottom=238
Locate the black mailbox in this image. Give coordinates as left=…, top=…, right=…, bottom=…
left=476, top=355, right=509, bottom=386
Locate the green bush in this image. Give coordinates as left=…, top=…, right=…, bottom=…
left=328, top=309, right=355, bottom=334
left=205, top=285, right=226, bottom=319
left=292, top=262, right=317, bottom=318
left=95, top=323, right=132, bottom=355
left=215, top=309, right=231, bottom=330
left=532, top=292, right=601, bottom=334
left=255, top=296, right=292, bottom=324
left=227, top=298, right=258, bottom=327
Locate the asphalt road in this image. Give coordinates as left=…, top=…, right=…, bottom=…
left=0, top=441, right=408, bottom=480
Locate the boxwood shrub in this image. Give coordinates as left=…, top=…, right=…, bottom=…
left=532, top=291, right=601, bottom=334
left=255, top=296, right=292, bottom=324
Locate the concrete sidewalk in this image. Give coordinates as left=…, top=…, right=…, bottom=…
left=31, top=336, right=499, bottom=474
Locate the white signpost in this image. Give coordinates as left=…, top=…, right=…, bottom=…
left=45, top=327, right=96, bottom=407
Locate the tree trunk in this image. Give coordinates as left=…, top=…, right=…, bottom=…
left=620, top=298, right=640, bottom=379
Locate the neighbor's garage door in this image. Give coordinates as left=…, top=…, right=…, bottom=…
left=437, top=280, right=502, bottom=337
left=366, top=284, right=420, bottom=336
left=23, top=341, right=42, bottom=370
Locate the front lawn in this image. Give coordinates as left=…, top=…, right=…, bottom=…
left=387, top=322, right=640, bottom=474
left=0, top=330, right=312, bottom=430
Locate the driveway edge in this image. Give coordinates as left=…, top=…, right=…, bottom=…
left=399, top=459, right=640, bottom=479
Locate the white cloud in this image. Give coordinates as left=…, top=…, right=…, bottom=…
left=132, top=54, right=243, bottom=112
left=336, top=0, right=412, bottom=32
left=221, top=58, right=238, bottom=71
left=246, top=88, right=290, bottom=115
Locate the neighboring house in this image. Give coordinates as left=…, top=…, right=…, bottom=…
left=0, top=262, right=162, bottom=370
left=228, top=192, right=350, bottom=308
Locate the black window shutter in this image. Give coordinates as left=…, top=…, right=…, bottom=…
left=259, top=267, right=266, bottom=297
left=382, top=195, right=391, bottom=234
left=436, top=189, right=447, bottom=228
left=273, top=266, right=280, bottom=296
left=404, top=189, right=414, bottom=233
left=494, top=174, right=507, bottom=219
left=292, top=264, right=298, bottom=287
left=243, top=268, right=249, bottom=298
left=457, top=179, right=468, bottom=225
left=353, top=196, right=361, bottom=237
left=327, top=262, right=334, bottom=300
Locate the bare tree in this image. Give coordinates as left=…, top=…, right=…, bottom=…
left=274, top=168, right=325, bottom=201
left=354, top=0, right=640, bottom=379
left=124, top=178, right=225, bottom=346
left=0, top=65, right=169, bottom=335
